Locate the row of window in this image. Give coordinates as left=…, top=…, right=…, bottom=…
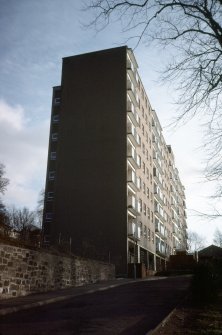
left=44, top=95, right=61, bottom=221
left=133, top=98, right=186, bottom=215
left=127, top=54, right=187, bottom=242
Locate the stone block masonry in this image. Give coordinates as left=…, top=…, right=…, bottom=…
left=0, top=243, right=115, bottom=299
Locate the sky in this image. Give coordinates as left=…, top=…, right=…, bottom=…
left=0, top=0, right=221, bottom=245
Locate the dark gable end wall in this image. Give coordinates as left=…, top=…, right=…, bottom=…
left=52, top=47, right=128, bottom=275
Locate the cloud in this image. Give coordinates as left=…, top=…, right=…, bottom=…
left=0, top=100, right=26, bottom=131
left=0, top=99, right=49, bottom=209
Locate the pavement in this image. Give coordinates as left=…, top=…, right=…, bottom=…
left=0, top=276, right=167, bottom=316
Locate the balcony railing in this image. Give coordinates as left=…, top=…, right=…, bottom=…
left=128, top=220, right=141, bottom=241
left=127, top=101, right=139, bottom=127
left=127, top=122, right=140, bottom=147
left=156, top=244, right=166, bottom=257
left=127, top=195, right=140, bottom=216
left=127, top=80, right=139, bottom=107
left=127, top=169, right=140, bottom=192
left=127, top=144, right=141, bottom=169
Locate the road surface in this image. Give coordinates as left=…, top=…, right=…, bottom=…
left=0, top=276, right=191, bottom=335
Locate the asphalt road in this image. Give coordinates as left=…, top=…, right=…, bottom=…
left=0, top=276, right=191, bottom=335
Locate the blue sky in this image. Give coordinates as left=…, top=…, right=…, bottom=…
left=0, top=0, right=220, bottom=244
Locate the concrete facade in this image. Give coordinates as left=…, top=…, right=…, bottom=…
left=42, top=46, right=187, bottom=276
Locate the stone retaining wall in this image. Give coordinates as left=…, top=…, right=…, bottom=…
left=0, top=243, right=115, bottom=299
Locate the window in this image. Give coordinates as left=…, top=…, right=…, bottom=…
left=138, top=222, right=142, bottom=239
left=51, top=132, right=58, bottom=141
left=48, top=171, right=55, bottom=180
left=142, top=107, right=144, bottom=118
left=142, top=124, right=144, bottom=136
left=47, top=192, right=54, bottom=201
left=152, top=232, right=154, bottom=243
left=137, top=177, right=141, bottom=190
left=143, top=203, right=146, bottom=215
left=148, top=228, right=150, bottom=241
left=52, top=115, right=59, bottom=123
left=142, top=143, right=145, bottom=154
left=145, top=97, right=148, bottom=108
left=146, top=149, right=149, bottom=161
left=144, top=225, right=147, bottom=238
left=145, top=114, right=148, bottom=125
left=46, top=213, right=53, bottom=221
left=137, top=155, right=141, bottom=168
left=143, top=182, right=145, bottom=194
left=142, top=162, right=145, bottom=174
left=141, top=88, right=145, bottom=100
left=147, top=187, right=149, bottom=199
left=50, top=152, right=56, bottom=160
left=54, top=97, right=61, bottom=105
left=138, top=199, right=142, bottom=212
left=148, top=207, right=150, bottom=219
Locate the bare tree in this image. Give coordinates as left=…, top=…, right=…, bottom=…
left=36, top=189, right=45, bottom=229
left=0, top=163, right=9, bottom=195
left=0, top=201, right=10, bottom=237
left=213, top=228, right=222, bottom=247
left=86, top=0, right=222, bottom=204
left=87, top=0, right=221, bottom=118
left=7, top=206, right=36, bottom=240
left=0, top=164, right=10, bottom=237
left=187, top=230, right=206, bottom=252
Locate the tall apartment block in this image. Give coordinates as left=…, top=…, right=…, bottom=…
left=42, top=46, right=187, bottom=276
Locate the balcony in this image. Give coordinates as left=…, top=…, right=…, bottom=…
left=127, top=56, right=138, bottom=83
left=152, top=134, right=163, bottom=158
left=127, top=58, right=137, bottom=81
left=128, top=220, right=141, bottom=241
left=127, top=144, right=141, bottom=170
left=156, top=243, right=166, bottom=257
left=173, top=224, right=179, bottom=236
left=153, top=167, right=163, bottom=189
left=154, top=209, right=165, bottom=222
left=154, top=190, right=165, bottom=207
left=155, top=222, right=166, bottom=240
left=127, top=79, right=139, bottom=107
left=173, top=237, right=180, bottom=249
left=127, top=195, right=139, bottom=216
left=127, top=101, right=139, bottom=127
left=154, top=203, right=165, bottom=222
left=127, top=122, right=140, bottom=147
left=153, top=150, right=163, bottom=175
left=171, top=199, right=177, bottom=211
left=127, top=169, right=140, bottom=192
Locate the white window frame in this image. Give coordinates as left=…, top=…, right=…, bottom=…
left=52, top=115, right=59, bottom=123
left=51, top=132, right=58, bottom=141
left=50, top=152, right=56, bottom=160
left=48, top=171, right=55, bottom=180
